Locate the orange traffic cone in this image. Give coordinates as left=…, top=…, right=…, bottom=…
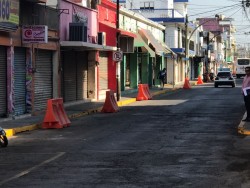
left=196, top=75, right=203, bottom=85
left=183, top=77, right=191, bottom=89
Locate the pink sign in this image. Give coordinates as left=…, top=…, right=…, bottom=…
left=22, top=25, right=48, bottom=43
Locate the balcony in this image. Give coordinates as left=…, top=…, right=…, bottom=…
left=130, top=9, right=185, bottom=23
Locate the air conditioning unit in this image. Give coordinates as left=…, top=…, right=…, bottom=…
left=69, top=23, right=87, bottom=42
left=98, top=32, right=106, bottom=45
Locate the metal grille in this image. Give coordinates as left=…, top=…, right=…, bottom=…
left=0, top=46, right=7, bottom=117
left=99, top=51, right=108, bottom=90
left=14, top=48, right=26, bottom=116
left=34, top=50, right=53, bottom=112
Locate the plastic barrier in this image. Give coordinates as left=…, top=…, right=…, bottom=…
left=183, top=77, right=191, bottom=89
left=136, top=84, right=152, bottom=101
left=196, top=75, right=203, bottom=85
left=143, top=84, right=153, bottom=100
left=42, top=98, right=71, bottom=129
left=101, top=90, right=119, bottom=113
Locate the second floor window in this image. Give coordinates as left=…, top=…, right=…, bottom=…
left=140, top=1, right=154, bottom=10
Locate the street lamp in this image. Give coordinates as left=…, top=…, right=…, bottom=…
left=184, top=14, right=220, bottom=78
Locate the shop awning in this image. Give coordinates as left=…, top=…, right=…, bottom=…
left=60, top=41, right=117, bottom=51
left=139, top=28, right=172, bottom=56
left=160, top=41, right=175, bottom=55
left=134, top=33, right=155, bottom=57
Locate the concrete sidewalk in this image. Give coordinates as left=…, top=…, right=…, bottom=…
left=0, top=81, right=196, bottom=137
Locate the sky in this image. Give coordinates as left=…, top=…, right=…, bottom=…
left=188, top=0, right=250, bottom=47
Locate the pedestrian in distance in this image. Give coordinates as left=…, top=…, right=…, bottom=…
left=242, top=66, right=250, bottom=121
left=158, top=68, right=166, bottom=90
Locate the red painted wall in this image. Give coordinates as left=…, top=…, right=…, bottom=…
left=98, top=0, right=118, bottom=92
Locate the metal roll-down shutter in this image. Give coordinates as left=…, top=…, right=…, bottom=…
left=0, top=46, right=7, bottom=117
left=14, top=47, right=27, bottom=115
left=34, top=50, right=53, bottom=112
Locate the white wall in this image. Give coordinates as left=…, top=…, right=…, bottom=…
left=174, top=3, right=187, bottom=17
left=126, top=0, right=172, bottom=10
left=165, top=25, right=178, bottom=48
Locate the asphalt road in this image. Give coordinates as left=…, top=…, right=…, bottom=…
left=1, top=79, right=250, bottom=188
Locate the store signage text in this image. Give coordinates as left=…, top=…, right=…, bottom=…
left=22, top=25, right=48, bottom=44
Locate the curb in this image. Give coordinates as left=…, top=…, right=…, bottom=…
left=4, top=84, right=194, bottom=137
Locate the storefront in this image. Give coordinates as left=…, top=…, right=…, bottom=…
left=14, top=47, right=27, bottom=116
left=0, top=46, right=7, bottom=117
left=34, top=49, right=53, bottom=112
left=99, top=51, right=109, bottom=98
left=138, top=28, right=172, bottom=87
left=61, top=51, right=88, bottom=102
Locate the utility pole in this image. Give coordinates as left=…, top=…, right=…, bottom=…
left=116, top=0, right=121, bottom=101
left=185, top=14, right=188, bottom=78
left=206, top=31, right=210, bottom=74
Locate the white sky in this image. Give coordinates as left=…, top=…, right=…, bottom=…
left=188, top=0, right=250, bottom=47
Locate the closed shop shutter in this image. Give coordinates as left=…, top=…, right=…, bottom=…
left=76, top=52, right=87, bottom=100
left=0, top=46, right=7, bottom=117
left=99, top=51, right=108, bottom=90
left=62, top=51, right=88, bottom=102
left=34, top=50, right=53, bottom=112
left=62, top=51, right=77, bottom=102
left=14, top=47, right=26, bottom=115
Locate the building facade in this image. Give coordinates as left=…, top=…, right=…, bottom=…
left=0, top=0, right=60, bottom=118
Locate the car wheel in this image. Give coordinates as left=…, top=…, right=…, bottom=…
left=214, top=84, right=218, bottom=88
left=232, top=84, right=235, bottom=88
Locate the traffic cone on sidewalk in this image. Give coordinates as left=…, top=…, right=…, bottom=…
left=183, top=77, right=191, bottom=89
left=196, top=75, right=203, bottom=85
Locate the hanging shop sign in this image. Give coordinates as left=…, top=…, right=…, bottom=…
left=0, top=0, right=19, bottom=31
left=22, top=25, right=48, bottom=43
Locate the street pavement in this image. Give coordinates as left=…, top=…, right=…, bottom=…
left=0, top=81, right=195, bottom=137
left=238, top=112, right=250, bottom=135
left=1, top=79, right=248, bottom=137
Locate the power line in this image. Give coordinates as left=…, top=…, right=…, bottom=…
left=188, top=3, right=241, bottom=17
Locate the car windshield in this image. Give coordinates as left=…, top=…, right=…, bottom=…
left=217, top=72, right=231, bottom=77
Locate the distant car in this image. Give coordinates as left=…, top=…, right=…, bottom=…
left=218, top=67, right=231, bottom=72
left=214, top=71, right=236, bottom=88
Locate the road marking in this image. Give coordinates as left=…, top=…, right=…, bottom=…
left=0, top=152, right=65, bottom=186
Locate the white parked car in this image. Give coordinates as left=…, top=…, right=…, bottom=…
left=214, top=71, right=236, bottom=88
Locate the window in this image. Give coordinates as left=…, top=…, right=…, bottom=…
left=238, top=59, right=250, bottom=65
left=217, top=72, right=231, bottom=77
left=140, top=1, right=154, bottom=10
